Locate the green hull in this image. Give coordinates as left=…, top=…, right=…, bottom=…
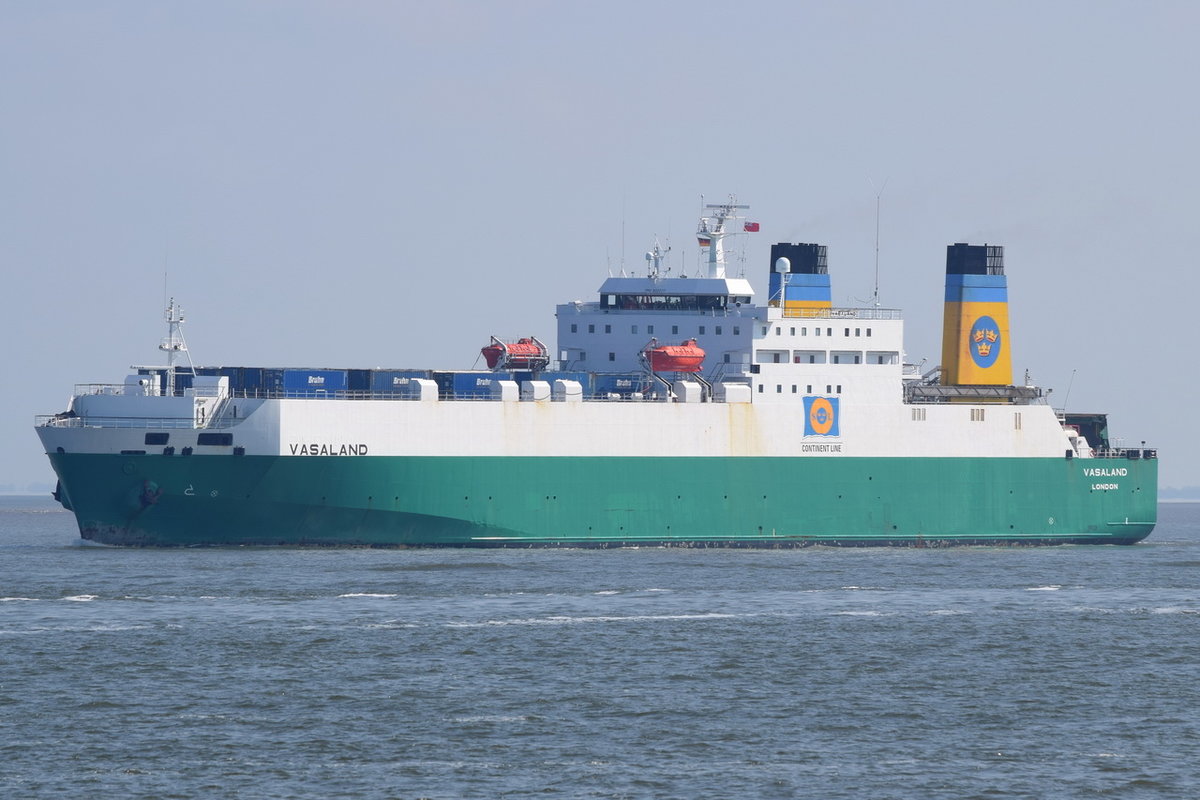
left=47, top=452, right=1157, bottom=546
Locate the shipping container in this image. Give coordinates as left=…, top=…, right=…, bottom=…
left=369, top=370, right=432, bottom=396
left=452, top=371, right=508, bottom=399
left=593, top=372, right=649, bottom=397
left=348, top=369, right=372, bottom=394
left=281, top=368, right=348, bottom=397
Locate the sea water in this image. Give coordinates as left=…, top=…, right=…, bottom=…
left=1, top=495, right=1197, bottom=799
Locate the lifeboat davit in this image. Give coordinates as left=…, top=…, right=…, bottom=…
left=643, top=338, right=705, bottom=373
left=481, top=336, right=550, bottom=371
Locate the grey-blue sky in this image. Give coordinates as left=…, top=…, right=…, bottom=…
left=2, top=1, right=1196, bottom=491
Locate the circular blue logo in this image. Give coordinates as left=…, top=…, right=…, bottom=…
left=968, top=316, right=1001, bottom=368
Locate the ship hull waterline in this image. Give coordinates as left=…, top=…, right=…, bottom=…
left=48, top=453, right=1157, bottom=547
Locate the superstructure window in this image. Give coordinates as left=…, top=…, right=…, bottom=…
left=608, top=352, right=615, bottom=362
left=602, top=294, right=731, bottom=311
left=631, top=325, right=638, bottom=334
left=197, top=433, right=233, bottom=446
left=144, top=432, right=169, bottom=445
left=570, top=324, right=577, bottom=333
left=672, top=325, right=679, bottom=335
left=912, top=407, right=927, bottom=421
left=588, top=324, right=595, bottom=333
left=971, top=408, right=986, bottom=422
left=716, top=326, right=722, bottom=335
left=605, top=324, right=611, bottom=334
left=794, top=350, right=825, bottom=364
left=699, top=326, right=706, bottom=335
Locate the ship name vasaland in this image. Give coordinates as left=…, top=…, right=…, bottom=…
left=1083, top=467, right=1127, bottom=477
left=289, top=443, right=369, bottom=456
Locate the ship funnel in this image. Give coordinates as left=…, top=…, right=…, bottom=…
left=940, top=243, right=1012, bottom=386
left=769, top=243, right=830, bottom=311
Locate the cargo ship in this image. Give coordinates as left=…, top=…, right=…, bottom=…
left=36, top=200, right=1157, bottom=546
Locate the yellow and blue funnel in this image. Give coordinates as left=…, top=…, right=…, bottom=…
left=769, top=243, right=831, bottom=313
left=940, top=243, right=1012, bottom=386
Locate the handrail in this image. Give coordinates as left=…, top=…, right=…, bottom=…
left=780, top=307, right=902, bottom=320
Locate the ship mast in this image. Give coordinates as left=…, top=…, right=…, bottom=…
left=696, top=196, right=749, bottom=279
left=644, top=238, right=670, bottom=280
left=159, top=297, right=194, bottom=396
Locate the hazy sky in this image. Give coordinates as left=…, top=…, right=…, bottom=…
left=3, top=1, right=1197, bottom=492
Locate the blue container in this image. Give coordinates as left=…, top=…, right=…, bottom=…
left=281, top=369, right=348, bottom=397
left=452, top=371, right=506, bottom=399
left=593, top=372, right=647, bottom=396
left=370, top=370, right=431, bottom=395
left=241, top=368, right=265, bottom=394
left=348, top=369, right=372, bottom=394
left=542, top=371, right=592, bottom=395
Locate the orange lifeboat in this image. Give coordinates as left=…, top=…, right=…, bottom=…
left=643, top=338, right=705, bottom=373
left=481, top=336, right=549, bottom=371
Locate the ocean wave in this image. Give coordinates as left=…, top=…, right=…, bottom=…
left=1151, top=606, right=1198, bottom=614
left=446, top=612, right=741, bottom=628
left=337, top=592, right=399, bottom=599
